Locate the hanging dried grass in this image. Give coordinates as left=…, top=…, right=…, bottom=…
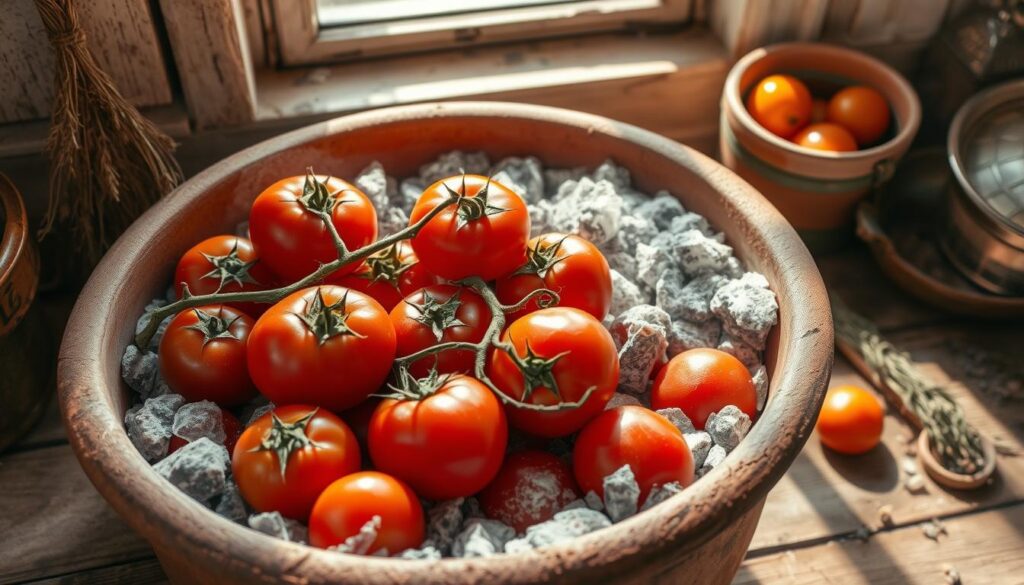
left=34, top=0, right=182, bottom=267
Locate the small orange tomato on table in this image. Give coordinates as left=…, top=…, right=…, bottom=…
left=816, top=384, right=885, bottom=455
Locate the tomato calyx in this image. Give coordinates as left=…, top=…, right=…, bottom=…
left=183, top=307, right=242, bottom=346
left=512, top=235, right=570, bottom=278
left=504, top=340, right=570, bottom=401
left=298, top=168, right=354, bottom=216
left=298, top=288, right=366, bottom=344
left=250, top=409, right=322, bottom=478
left=445, top=176, right=507, bottom=229
left=380, top=366, right=453, bottom=401
left=200, top=239, right=260, bottom=290
left=360, top=244, right=413, bottom=287
left=407, top=289, right=466, bottom=341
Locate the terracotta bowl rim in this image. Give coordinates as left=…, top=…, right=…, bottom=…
left=57, top=101, right=833, bottom=582
left=0, top=174, right=29, bottom=287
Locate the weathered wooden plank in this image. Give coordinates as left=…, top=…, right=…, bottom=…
left=737, top=504, right=1024, bottom=585
left=27, top=557, right=166, bottom=585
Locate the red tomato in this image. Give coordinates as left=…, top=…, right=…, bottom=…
left=158, top=305, right=257, bottom=407
left=249, top=172, right=377, bottom=283
left=792, top=122, right=858, bottom=152
left=650, top=348, right=757, bottom=429
left=173, top=235, right=277, bottom=316
left=369, top=374, right=507, bottom=500
left=816, top=385, right=884, bottom=455
left=479, top=450, right=580, bottom=533
left=232, top=405, right=360, bottom=520
left=309, top=471, right=424, bottom=554
left=573, top=405, right=694, bottom=502
left=495, top=233, right=612, bottom=322
left=247, top=286, right=396, bottom=412
left=168, top=407, right=242, bottom=455
left=826, top=86, right=891, bottom=146
left=390, top=284, right=490, bottom=377
left=488, top=307, right=619, bottom=437
left=409, top=175, right=529, bottom=281
left=326, top=241, right=440, bottom=312
left=746, top=74, right=813, bottom=138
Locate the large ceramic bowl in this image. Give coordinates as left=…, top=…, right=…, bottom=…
left=58, top=102, right=833, bottom=585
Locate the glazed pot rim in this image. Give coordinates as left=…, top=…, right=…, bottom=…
left=58, top=101, right=833, bottom=583
left=724, top=41, right=922, bottom=164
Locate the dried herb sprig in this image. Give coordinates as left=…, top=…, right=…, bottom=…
left=831, top=295, right=987, bottom=475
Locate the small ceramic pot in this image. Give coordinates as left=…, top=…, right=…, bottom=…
left=721, top=42, right=921, bottom=252
left=916, top=431, right=997, bottom=491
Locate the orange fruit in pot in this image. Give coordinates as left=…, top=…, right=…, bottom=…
left=810, top=98, right=828, bottom=124
left=816, top=385, right=885, bottom=455
left=792, top=123, right=858, bottom=153
left=826, top=86, right=891, bottom=146
left=746, top=74, right=813, bottom=139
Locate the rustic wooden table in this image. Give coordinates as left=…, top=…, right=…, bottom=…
left=2, top=246, right=1021, bottom=585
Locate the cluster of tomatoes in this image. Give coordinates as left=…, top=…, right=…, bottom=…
left=746, top=74, right=892, bottom=152
left=155, top=170, right=760, bottom=554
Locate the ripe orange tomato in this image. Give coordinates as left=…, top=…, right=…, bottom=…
left=792, top=123, right=858, bottom=153
left=495, top=233, right=612, bottom=322
left=173, top=235, right=277, bottom=316
left=746, top=74, right=813, bottom=138
left=249, top=172, right=377, bottom=283
left=650, top=348, right=757, bottom=429
left=233, top=405, right=360, bottom=520
left=826, top=86, right=890, bottom=146
left=409, top=175, right=530, bottom=281
left=816, top=385, right=884, bottom=455
left=309, top=471, right=425, bottom=554
left=390, top=284, right=490, bottom=377
left=326, top=241, right=440, bottom=312
left=479, top=450, right=580, bottom=533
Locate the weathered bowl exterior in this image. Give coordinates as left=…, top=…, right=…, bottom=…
left=58, top=102, right=833, bottom=584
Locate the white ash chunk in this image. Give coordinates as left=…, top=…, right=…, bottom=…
left=635, top=194, right=685, bottom=231
left=635, top=243, right=671, bottom=289
left=329, top=515, right=380, bottom=554
left=213, top=479, right=248, bottom=523
left=660, top=273, right=726, bottom=323
left=706, top=406, right=752, bottom=452
left=240, top=396, right=275, bottom=427
left=153, top=437, right=229, bottom=503
left=125, top=393, right=185, bottom=462
left=710, top=273, right=778, bottom=349
left=611, top=306, right=670, bottom=394
left=603, top=465, right=641, bottom=522
left=611, top=305, right=672, bottom=341
left=667, top=318, right=722, bottom=357
left=606, top=392, right=642, bottom=410
left=398, top=541, right=443, bottom=560
left=548, top=178, right=623, bottom=246
left=584, top=490, right=604, bottom=511
left=656, top=408, right=696, bottom=435
left=722, top=256, right=745, bottom=279
left=172, top=401, right=226, bottom=446
left=604, top=252, right=638, bottom=282
left=503, top=538, right=534, bottom=554
left=590, top=159, right=632, bottom=190
left=559, top=499, right=587, bottom=512
left=751, top=365, right=769, bottom=412
left=355, top=161, right=397, bottom=211
left=134, top=298, right=173, bottom=350
left=517, top=508, right=612, bottom=549
left=492, top=156, right=544, bottom=204
left=377, top=206, right=410, bottom=237
left=609, top=269, right=648, bottom=317
left=418, top=150, right=490, bottom=184
left=543, top=167, right=587, bottom=197
left=699, top=444, right=728, bottom=477
left=672, top=229, right=735, bottom=277
left=684, top=431, right=713, bottom=469
left=452, top=519, right=516, bottom=558
left=528, top=201, right=555, bottom=237
left=717, top=333, right=761, bottom=370
left=426, top=498, right=466, bottom=555
left=640, top=482, right=684, bottom=512
left=121, top=345, right=167, bottom=400
left=614, top=216, right=660, bottom=256
left=618, top=190, right=649, bottom=212
left=398, top=178, right=426, bottom=212
left=248, top=511, right=292, bottom=541
left=668, top=213, right=714, bottom=238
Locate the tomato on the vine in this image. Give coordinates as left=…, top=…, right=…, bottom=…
left=309, top=471, right=424, bottom=554
left=158, top=305, right=257, bottom=407
left=746, top=74, right=812, bottom=139
left=488, top=307, right=619, bottom=437
left=326, top=241, right=440, bottom=312
left=495, top=233, right=612, bottom=322
left=369, top=373, right=508, bottom=500
left=246, top=286, right=396, bottom=412
left=173, top=235, right=277, bottom=316
left=650, top=348, right=757, bottom=430
left=479, top=450, right=579, bottom=533
left=390, top=284, right=489, bottom=377
left=232, top=405, right=361, bottom=520
left=249, top=171, right=377, bottom=283
left=409, top=175, right=530, bottom=281
left=573, top=405, right=694, bottom=501
left=168, top=407, right=242, bottom=455
left=816, top=385, right=884, bottom=455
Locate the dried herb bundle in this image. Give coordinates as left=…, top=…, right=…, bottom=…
left=34, top=0, right=182, bottom=267
left=831, top=295, right=987, bottom=475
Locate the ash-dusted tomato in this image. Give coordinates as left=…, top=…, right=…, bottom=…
left=247, top=286, right=396, bottom=412
left=369, top=374, right=507, bottom=500
left=792, top=122, right=858, bottom=152
left=495, top=233, right=612, bottom=322
left=249, top=171, right=377, bottom=282
left=746, top=74, right=812, bottom=138
left=173, top=235, right=277, bottom=316
left=826, top=86, right=890, bottom=146
left=409, top=175, right=529, bottom=281
left=326, top=241, right=440, bottom=312
left=816, top=385, right=884, bottom=455
left=479, top=450, right=579, bottom=533
left=309, top=471, right=424, bottom=554
left=390, top=285, right=489, bottom=377
left=488, top=307, right=619, bottom=437
left=650, top=348, right=757, bottom=430
left=573, top=405, right=694, bottom=502
left=168, top=407, right=242, bottom=455
left=158, top=305, right=257, bottom=406
left=233, top=405, right=360, bottom=520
